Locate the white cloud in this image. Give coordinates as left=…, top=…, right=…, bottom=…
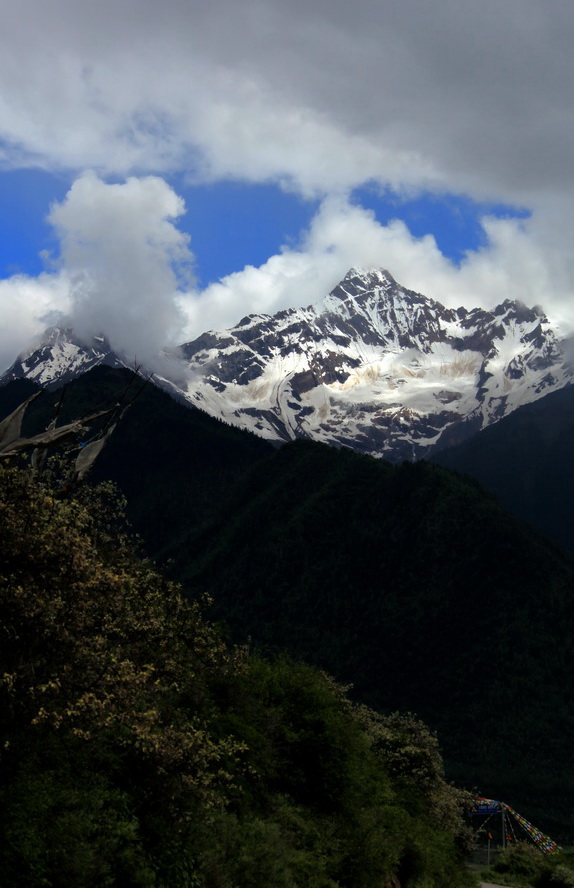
left=48, top=171, right=194, bottom=365
left=2, top=180, right=574, bottom=375
left=0, top=272, right=71, bottom=369
left=1, top=0, right=574, bottom=204
left=0, top=173, right=194, bottom=372
left=179, top=196, right=574, bottom=339
left=0, top=0, right=574, bottom=337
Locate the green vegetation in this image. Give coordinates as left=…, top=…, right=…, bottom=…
left=0, top=462, right=473, bottom=886
left=172, top=438, right=574, bottom=835
left=482, top=844, right=574, bottom=888
left=3, top=369, right=573, bottom=877
left=0, top=367, right=274, bottom=555
left=434, top=382, right=574, bottom=555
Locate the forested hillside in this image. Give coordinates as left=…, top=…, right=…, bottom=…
left=0, top=367, right=274, bottom=554
left=0, top=463, right=474, bottom=887
left=171, top=439, right=574, bottom=836
left=2, top=369, right=573, bottom=849
left=433, top=383, right=574, bottom=555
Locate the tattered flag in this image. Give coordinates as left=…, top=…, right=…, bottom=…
left=0, top=391, right=41, bottom=451
left=74, top=424, right=117, bottom=481
left=0, top=408, right=112, bottom=457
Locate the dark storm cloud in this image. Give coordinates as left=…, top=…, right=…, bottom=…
left=1, top=0, right=573, bottom=201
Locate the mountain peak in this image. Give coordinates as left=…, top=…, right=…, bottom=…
left=344, top=266, right=394, bottom=281
left=1, top=269, right=572, bottom=463
left=341, top=266, right=398, bottom=290
left=178, top=269, right=573, bottom=460
left=1, top=326, right=126, bottom=389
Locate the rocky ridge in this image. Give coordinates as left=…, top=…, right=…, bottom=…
left=2, top=268, right=572, bottom=460
left=178, top=268, right=572, bottom=459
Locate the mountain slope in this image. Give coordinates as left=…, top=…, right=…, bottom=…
left=433, top=382, right=574, bottom=555
left=4, top=368, right=573, bottom=834
left=1, top=327, right=128, bottom=387
left=172, top=439, right=574, bottom=834
left=0, top=367, right=274, bottom=555
left=179, top=268, right=573, bottom=460
left=2, top=268, right=571, bottom=463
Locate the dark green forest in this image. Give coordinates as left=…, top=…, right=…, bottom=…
left=1, top=367, right=574, bottom=882
left=0, top=463, right=474, bottom=886
left=173, top=438, right=574, bottom=836
left=433, top=383, right=574, bottom=556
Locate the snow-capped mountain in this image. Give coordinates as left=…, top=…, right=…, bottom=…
left=178, top=268, right=573, bottom=459
left=2, top=268, right=572, bottom=461
left=1, top=327, right=128, bottom=388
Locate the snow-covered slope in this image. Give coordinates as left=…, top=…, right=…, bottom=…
left=178, top=268, right=573, bottom=460
left=1, top=327, right=128, bottom=387
left=2, top=269, right=572, bottom=461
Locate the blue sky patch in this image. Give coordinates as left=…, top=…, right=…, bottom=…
left=170, top=177, right=320, bottom=287
left=0, top=168, right=69, bottom=277
left=351, top=184, right=531, bottom=265
left=0, top=168, right=531, bottom=286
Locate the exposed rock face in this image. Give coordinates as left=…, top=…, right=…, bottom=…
left=2, top=268, right=572, bottom=461
left=1, top=327, right=127, bottom=389
left=178, top=269, right=572, bottom=460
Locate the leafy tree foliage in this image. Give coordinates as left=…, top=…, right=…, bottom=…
left=485, top=843, right=574, bottom=888
left=193, top=656, right=473, bottom=888
left=0, top=464, right=242, bottom=885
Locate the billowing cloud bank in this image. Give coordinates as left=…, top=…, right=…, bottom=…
left=182, top=197, right=574, bottom=338
left=1, top=1, right=574, bottom=368
left=2, top=0, right=574, bottom=203
left=0, top=174, right=194, bottom=370
left=48, top=172, right=192, bottom=363
left=1, top=176, right=573, bottom=374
